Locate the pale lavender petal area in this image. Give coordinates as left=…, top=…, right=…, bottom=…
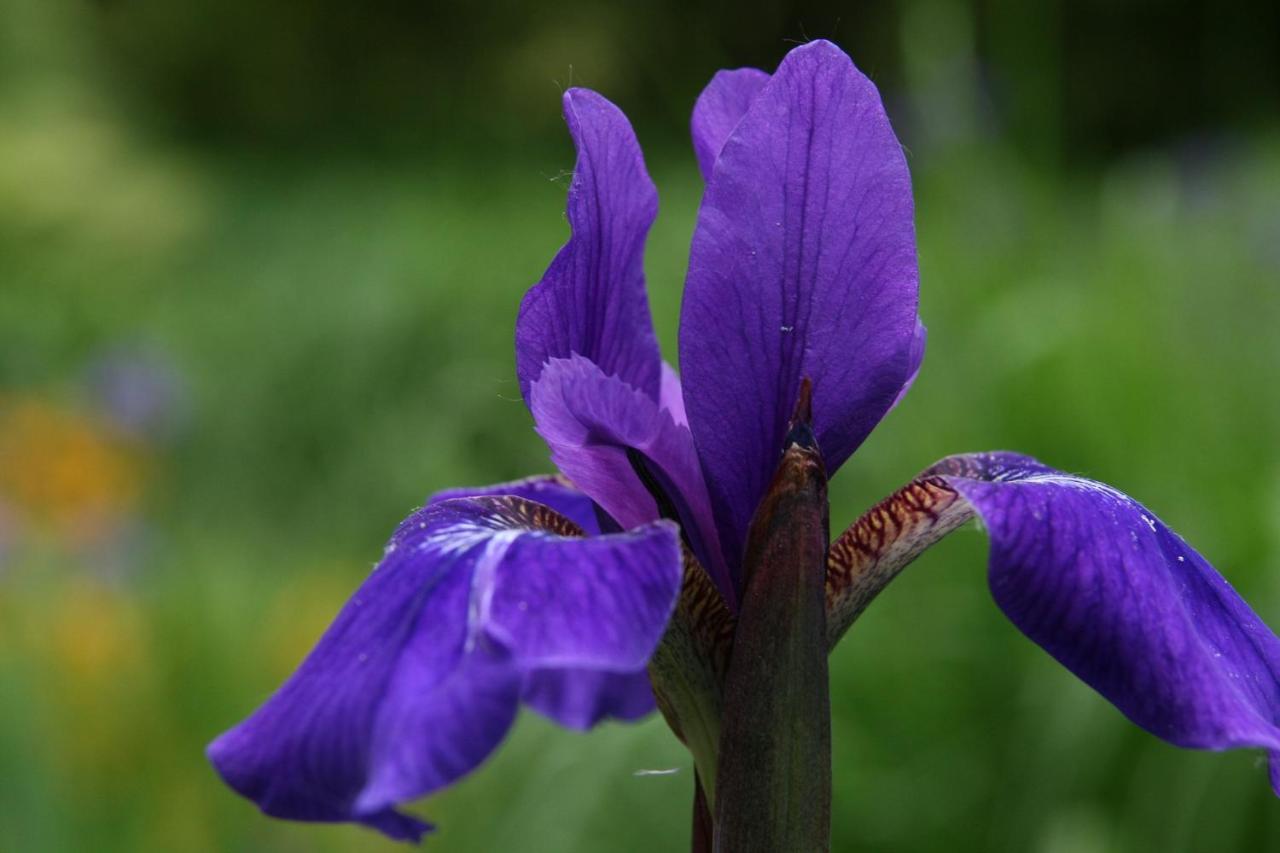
left=530, top=355, right=736, bottom=605
left=429, top=474, right=602, bottom=535
left=516, top=87, right=662, bottom=402
left=680, top=40, right=921, bottom=565
left=931, top=452, right=1280, bottom=791
left=691, top=67, right=770, bottom=181
left=207, top=496, right=682, bottom=841
left=660, top=361, right=688, bottom=427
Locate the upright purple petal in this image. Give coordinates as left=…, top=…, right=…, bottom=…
left=207, top=496, right=682, bottom=840
left=931, top=452, right=1280, bottom=790
left=691, top=67, right=770, bottom=181
left=516, top=88, right=662, bottom=401
left=529, top=354, right=736, bottom=605
left=430, top=474, right=602, bottom=535
left=680, top=40, right=921, bottom=565
left=888, top=318, right=928, bottom=412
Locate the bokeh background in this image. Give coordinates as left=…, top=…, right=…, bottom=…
left=2, top=0, right=1279, bottom=850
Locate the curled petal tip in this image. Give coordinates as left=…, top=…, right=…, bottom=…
left=562, top=86, right=599, bottom=109
left=789, top=38, right=845, bottom=57
left=516, top=84, right=661, bottom=402
left=691, top=67, right=770, bottom=180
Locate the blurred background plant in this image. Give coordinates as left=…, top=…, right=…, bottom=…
left=1, top=0, right=1278, bottom=850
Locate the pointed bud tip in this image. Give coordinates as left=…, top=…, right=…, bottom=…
left=785, top=378, right=817, bottom=452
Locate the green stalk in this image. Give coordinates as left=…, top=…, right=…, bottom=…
left=713, top=381, right=831, bottom=852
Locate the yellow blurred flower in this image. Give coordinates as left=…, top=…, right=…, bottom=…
left=0, top=395, right=142, bottom=546
left=15, top=575, right=159, bottom=792
left=49, top=575, right=149, bottom=682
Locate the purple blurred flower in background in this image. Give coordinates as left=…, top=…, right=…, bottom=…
left=209, top=40, right=1280, bottom=845
left=85, top=345, right=186, bottom=441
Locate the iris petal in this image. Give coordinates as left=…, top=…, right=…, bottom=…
left=680, top=40, right=922, bottom=567
left=939, top=453, right=1280, bottom=781
left=826, top=452, right=1280, bottom=793
left=522, top=668, right=656, bottom=730
left=659, top=361, right=688, bottom=428
left=691, top=67, right=770, bottom=181
left=429, top=477, right=664, bottom=726
left=208, top=496, right=682, bottom=840
left=529, top=354, right=736, bottom=604
left=429, top=474, right=601, bottom=535
left=888, top=318, right=928, bottom=412
left=516, top=87, right=662, bottom=402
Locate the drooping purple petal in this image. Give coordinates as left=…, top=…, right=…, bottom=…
left=516, top=87, right=662, bottom=402
left=207, top=496, right=682, bottom=840
left=482, top=505, right=683, bottom=670
left=522, top=668, right=656, bottom=730
left=529, top=354, right=736, bottom=605
left=691, top=67, right=770, bottom=181
left=353, top=628, right=521, bottom=826
left=930, top=452, right=1280, bottom=790
left=680, top=40, right=921, bottom=568
left=428, top=478, right=663, bottom=724
left=429, top=474, right=602, bottom=535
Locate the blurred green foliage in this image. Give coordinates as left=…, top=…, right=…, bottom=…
left=1, top=0, right=1279, bottom=851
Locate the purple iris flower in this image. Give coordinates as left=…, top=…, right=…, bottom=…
left=208, top=40, right=1280, bottom=845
